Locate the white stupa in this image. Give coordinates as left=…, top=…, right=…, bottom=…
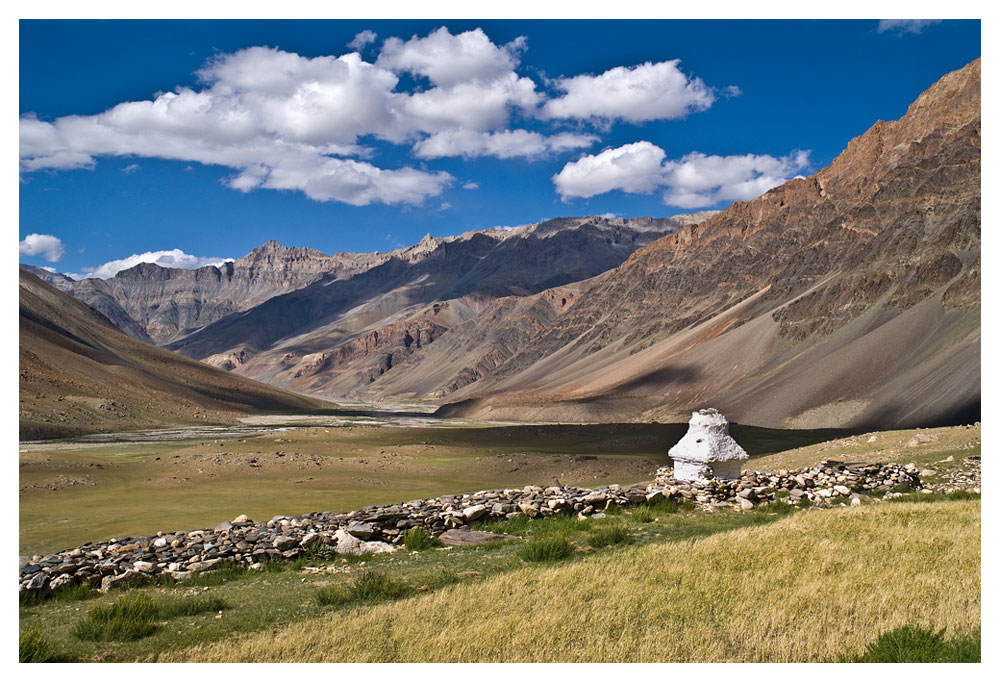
left=668, top=408, right=748, bottom=480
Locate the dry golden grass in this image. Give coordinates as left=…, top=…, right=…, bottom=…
left=168, top=499, right=980, bottom=662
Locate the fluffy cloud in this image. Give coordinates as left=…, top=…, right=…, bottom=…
left=553, top=142, right=668, bottom=198
left=70, top=249, right=234, bottom=280
left=20, top=27, right=732, bottom=201
left=463, top=181, right=479, bottom=190
left=19, top=46, right=458, bottom=205
left=348, top=30, right=377, bottom=51
left=19, top=233, right=65, bottom=262
left=377, top=27, right=525, bottom=88
left=413, top=129, right=597, bottom=159
left=877, top=20, right=942, bottom=34
left=661, top=150, right=810, bottom=208
left=553, top=142, right=810, bottom=208
left=541, top=60, right=714, bottom=123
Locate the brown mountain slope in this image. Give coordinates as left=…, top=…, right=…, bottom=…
left=436, top=59, right=981, bottom=429
left=19, top=269, right=329, bottom=439
left=165, top=215, right=710, bottom=395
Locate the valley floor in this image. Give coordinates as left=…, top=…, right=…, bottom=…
left=19, top=410, right=858, bottom=555
left=18, top=422, right=980, bottom=663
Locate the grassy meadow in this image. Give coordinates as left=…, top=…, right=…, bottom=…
left=20, top=494, right=980, bottom=663
left=19, top=417, right=855, bottom=555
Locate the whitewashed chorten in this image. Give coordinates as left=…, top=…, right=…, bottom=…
left=668, top=408, right=748, bottom=480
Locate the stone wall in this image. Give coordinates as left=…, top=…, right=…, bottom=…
left=20, top=459, right=974, bottom=596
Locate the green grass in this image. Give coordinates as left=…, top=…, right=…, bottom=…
left=71, top=592, right=160, bottom=641
left=586, top=526, right=632, bottom=548
left=316, top=572, right=411, bottom=607
left=403, top=527, right=441, bottom=551
left=70, top=591, right=229, bottom=642
left=19, top=624, right=69, bottom=663
left=850, top=625, right=980, bottom=662
left=517, top=535, right=574, bottom=562
left=886, top=490, right=981, bottom=505
left=631, top=506, right=654, bottom=523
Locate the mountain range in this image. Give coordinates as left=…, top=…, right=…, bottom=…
left=23, top=58, right=980, bottom=431
left=18, top=269, right=328, bottom=439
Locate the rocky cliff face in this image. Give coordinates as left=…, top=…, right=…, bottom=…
left=434, top=59, right=980, bottom=429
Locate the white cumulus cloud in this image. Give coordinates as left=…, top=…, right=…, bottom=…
left=377, top=27, right=525, bottom=88
left=553, top=142, right=669, bottom=198
left=19, top=233, right=65, bottom=262
left=541, top=60, right=715, bottom=123
left=412, top=129, right=597, bottom=159
left=878, top=20, right=942, bottom=34
left=70, top=249, right=234, bottom=280
left=348, top=30, right=377, bottom=51
left=553, top=142, right=810, bottom=208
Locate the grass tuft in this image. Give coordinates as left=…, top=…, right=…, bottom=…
left=851, top=625, right=980, bottom=662
left=71, top=592, right=159, bottom=641
left=631, top=506, right=654, bottom=523
left=71, top=591, right=229, bottom=642
left=586, top=526, right=632, bottom=548
left=517, top=535, right=573, bottom=563
left=19, top=624, right=68, bottom=662
left=316, top=572, right=411, bottom=607
left=404, top=527, right=441, bottom=551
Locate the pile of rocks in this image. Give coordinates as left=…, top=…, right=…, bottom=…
left=653, top=460, right=924, bottom=509
left=17, top=459, right=969, bottom=596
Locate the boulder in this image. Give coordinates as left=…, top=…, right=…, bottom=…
left=100, top=570, right=151, bottom=593
left=438, top=529, right=517, bottom=547
left=346, top=522, right=376, bottom=540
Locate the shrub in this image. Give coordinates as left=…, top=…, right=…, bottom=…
left=852, top=625, right=980, bottom=662
left=517, top=536, right=573, bottom=563
left=19, top=624, right=66, bottom=663
left=586, top=526, right=632, bottom=548
left=404, top=527, right=441, bottom=551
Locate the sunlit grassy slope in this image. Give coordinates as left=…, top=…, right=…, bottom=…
left=171, top=499, right=979, bottom=662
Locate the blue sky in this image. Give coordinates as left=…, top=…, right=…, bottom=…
left=19, top=19, right=980, bottom=279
